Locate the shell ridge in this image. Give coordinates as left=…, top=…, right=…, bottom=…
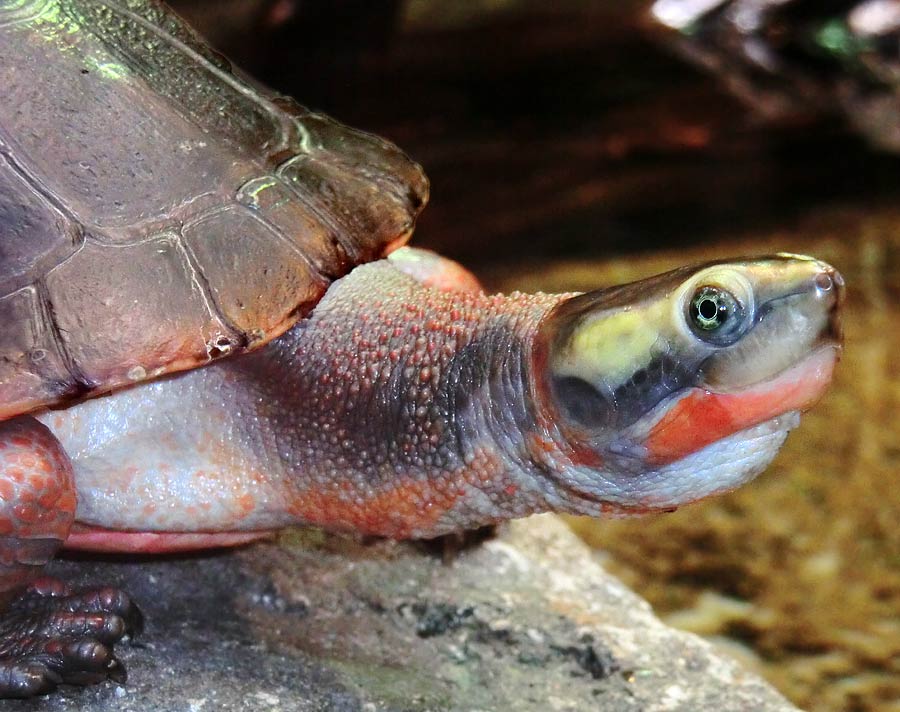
left=0, top=0, right=428, bottom=417
left=33, top=278, right=94, bottom=398
left=175, top=202, right=330, bottom=336
left=79, top=1, right=400, bottom=268
left=91, top=0, right=297, bottom=157
left=202, top=202, right=325, bottom=281
left=274, top=154, right=361, bottom=263
left=0, top=142, right=86, bottom=293
left=169, top=234, right=246, bottom=358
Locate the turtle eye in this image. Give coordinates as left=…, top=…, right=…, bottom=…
left=688, top=286, right=744, bottom=343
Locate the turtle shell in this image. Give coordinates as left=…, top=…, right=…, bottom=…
left=0, top=0, right=428, bottom=419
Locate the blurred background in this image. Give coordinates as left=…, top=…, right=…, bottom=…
left=168, top=1, right=898, bottom=710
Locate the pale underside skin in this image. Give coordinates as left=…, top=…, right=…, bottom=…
left=31, top=258, right=816, bottom=546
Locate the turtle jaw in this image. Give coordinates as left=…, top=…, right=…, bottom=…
left=632, top=255, right=844, bottom=466
left=607, top=412, right=799, bottom=513
left=533, top=345, right=838, bottom=516
left=627, top=343, right=839, bottom=468
left=610, top=343, right=839, bottom=511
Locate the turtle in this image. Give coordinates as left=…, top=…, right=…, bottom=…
left=0, top=0, right=843, bottom=698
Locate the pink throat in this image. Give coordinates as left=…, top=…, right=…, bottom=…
left=642, top=346, right=839, bottom=465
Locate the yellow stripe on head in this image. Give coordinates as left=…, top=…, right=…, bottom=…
left=552, top=302, right=669, bottom=391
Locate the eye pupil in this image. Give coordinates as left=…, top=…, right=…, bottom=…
left=689, top=286, right=737, bottom=333
left=698, top=298, right=719, bottom=321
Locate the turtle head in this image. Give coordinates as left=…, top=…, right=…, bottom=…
left=533, top=255, right=843, bottom=513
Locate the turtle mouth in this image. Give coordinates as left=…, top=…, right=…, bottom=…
left=634, top=344, right=839, bottom=466
left=626, top=412, right=799, bottom=512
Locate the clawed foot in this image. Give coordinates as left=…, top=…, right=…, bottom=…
left=0, top=578, right=142, bottom=698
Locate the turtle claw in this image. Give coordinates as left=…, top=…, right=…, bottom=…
left=0, top=578, right=140, bottom=697
left=57, top=586, right=144, bottom=639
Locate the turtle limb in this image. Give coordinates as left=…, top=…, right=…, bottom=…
left=387, top=246, right=485, bottom=294
left=0, top=417, right=140, bottom=698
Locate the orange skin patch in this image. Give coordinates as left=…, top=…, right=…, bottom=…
left=0, top=422, right=75, bottom=541
left=644, top=348, right=837, bottom=465
left=0, top=418, right=77, bottom=592
left=389, top=249, right=485, bottom=295
left=285, top=450, right=506, bottom=538
left=287, top=479, right=460, bottom=539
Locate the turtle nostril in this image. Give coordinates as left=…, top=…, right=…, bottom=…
left=813, top=265, right=845, bottom=309
left=814, top=271, right=834, bottom=292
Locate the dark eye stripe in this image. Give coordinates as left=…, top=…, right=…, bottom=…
left=552, top=375, right=614, bottom=429
left=552, top=351, right=699, bottom=433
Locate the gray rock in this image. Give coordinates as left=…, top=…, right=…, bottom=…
left=19, top=515, right=798, bottom=711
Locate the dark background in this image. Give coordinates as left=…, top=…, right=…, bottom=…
left=169, top=0, right=900, bottom=269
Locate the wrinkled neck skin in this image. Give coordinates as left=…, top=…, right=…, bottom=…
left=42, top=260, right=796, bottom=540
left=264, top=262, right=575, bottom=537
left=275, top=262, right=794, bottom=537
left=450, top=313, right=792, bottom=526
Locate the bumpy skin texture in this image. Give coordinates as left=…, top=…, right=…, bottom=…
left=41, top=254, right=838, bottom=546
left=0, top=418, right=75, bottom=585
left=0, top=419, right=139, bottom=697
left=40, top=262, right=569, bottom=539
left=0, top=255, right=568, bottom=695
left=33, top=254, right=839, bottom=545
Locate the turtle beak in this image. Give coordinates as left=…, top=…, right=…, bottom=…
left=770, top=254, right=843, bottom=345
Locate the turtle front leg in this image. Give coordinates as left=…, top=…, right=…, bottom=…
left=387, top=246, right=485, bottom=294
left=0, top=417, right=141, bottom=698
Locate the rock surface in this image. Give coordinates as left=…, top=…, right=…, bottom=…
left=21, top=516, right=798, bottom=711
